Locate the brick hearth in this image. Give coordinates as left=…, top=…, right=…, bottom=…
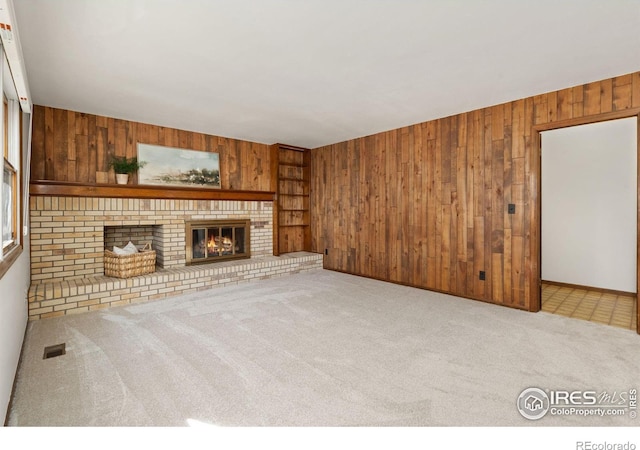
left=27, top=252, right=322, bottom=320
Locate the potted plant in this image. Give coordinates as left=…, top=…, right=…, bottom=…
left=108, top=156, right=146, bottom=184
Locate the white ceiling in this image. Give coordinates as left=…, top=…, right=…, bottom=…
left=13, top=0, right=640, bottom=149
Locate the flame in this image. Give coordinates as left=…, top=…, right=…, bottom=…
left=207, top=235, right=233, bottom=254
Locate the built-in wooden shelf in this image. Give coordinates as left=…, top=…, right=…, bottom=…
left=270, top=144, right=312, bottom=255
left=30, top=181, right=275, bottom=201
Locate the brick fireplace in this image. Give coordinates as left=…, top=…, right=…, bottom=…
left=29, top=197, right=272, bottom=281
left=27, top=195, right=322, bottom=320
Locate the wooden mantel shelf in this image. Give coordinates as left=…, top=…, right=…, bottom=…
left=30, top=181, right=275, bottom=201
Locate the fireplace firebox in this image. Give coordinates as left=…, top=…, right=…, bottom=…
left=186, top=220, right=250, bottom=265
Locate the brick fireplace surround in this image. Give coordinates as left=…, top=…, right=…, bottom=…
left=28, top=196, right=322, bottom=320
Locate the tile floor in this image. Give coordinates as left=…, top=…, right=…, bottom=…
left=541, top=283, right=637, bottom=331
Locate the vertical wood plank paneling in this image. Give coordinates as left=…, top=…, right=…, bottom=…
left=523, top=96, right=535, bottom=309
left=547, top=91, right=557, bottom=123
left=483, top=110, right=493, bottom=300
left=584, top=81, right=601, bottom=115
left=465, top=114, right=475, bottom=292
left=572, top=85, right=584, bottom=117
left=310, top=71, right=640, bottom=311
left=52, top=108, right=68, bottom=181
left=87, top=114, right=97, bottom=183
left=75, top=135, right=89, bottom=183
left=600, top=78, right=613, bottom=113
left=503, top=103, right=513, bottom=303
left=426, top=133, right=436, bottom=286
left=613, top=75, right=633, bottom=111
left=95, top=119, right=108, bottom=183
left=632, top=72, right=640, bottom=108
left=533, top=94, right=548, bottom=125
left=432, top=124, right=442, bottom=289
left=114, top=119, right=126, bottom=160
left=456, top=116, right=468, bottom=294
left=557, top=88, right=572, bottom=121
left=66, top=110, right=76, bottom=181
left=448, top=119, right=458, bottom=292
left=30, top=106, right=272, bottom=191
left=31, top=105, right=45, bottom=180
left=472, top=109, right=484, bottom=298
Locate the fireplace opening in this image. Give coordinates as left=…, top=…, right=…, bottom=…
left=104, top=224, right=164, bottom=268
left=186, top=219, right=250, bottom=265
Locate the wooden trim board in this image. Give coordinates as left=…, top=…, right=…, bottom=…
left=30, top=181, right=274, bottom=201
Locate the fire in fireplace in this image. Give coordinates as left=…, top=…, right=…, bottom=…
left=186, top=219, right=250, bottom=265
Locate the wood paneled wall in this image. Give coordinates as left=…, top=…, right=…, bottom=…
left=31, top=105, right=272, bottom=191
left=310, top=71, right=640, bottom=311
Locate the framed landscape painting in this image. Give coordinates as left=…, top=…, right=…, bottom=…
left=137, top=144, right=221, bottom=189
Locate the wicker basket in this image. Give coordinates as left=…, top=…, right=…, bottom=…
left=104, top=243, right=156, bottom=279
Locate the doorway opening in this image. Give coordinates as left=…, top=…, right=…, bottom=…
left=538, top=116, right=638, bottom=332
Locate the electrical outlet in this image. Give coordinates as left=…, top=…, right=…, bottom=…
left=508, top=204, right=516, bottom=214
left=479, top=271, right=486, bottom=281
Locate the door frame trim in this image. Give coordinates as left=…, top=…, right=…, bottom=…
left=531, top=107, right=640, bottom=334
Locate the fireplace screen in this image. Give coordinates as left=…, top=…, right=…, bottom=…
left=186, top=220, right=250, bottom=265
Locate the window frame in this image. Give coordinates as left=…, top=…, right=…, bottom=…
left=0, top=42, right=24, bottom=278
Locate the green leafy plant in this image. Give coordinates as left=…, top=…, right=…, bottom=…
left=108, top=156, right=146, bottom=174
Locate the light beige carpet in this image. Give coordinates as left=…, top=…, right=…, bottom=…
left=8, top=270, right=640, bottom=426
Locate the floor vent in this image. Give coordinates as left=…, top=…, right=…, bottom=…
left=43, top=343, right=66, bottom=360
